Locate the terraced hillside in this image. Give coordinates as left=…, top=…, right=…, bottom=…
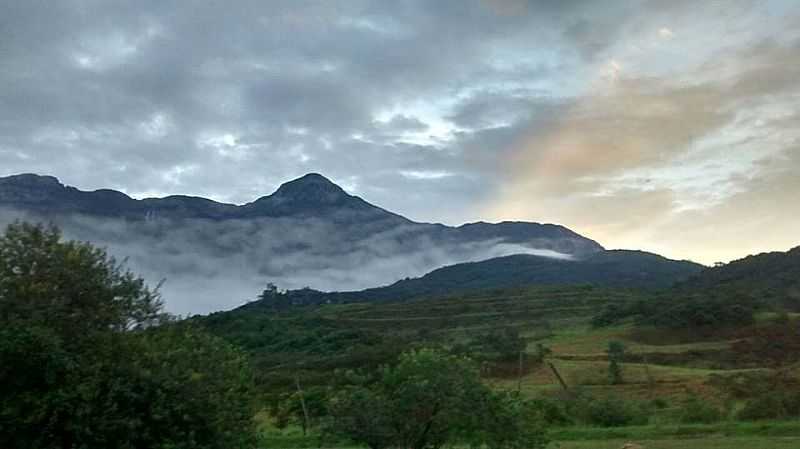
left=201, top=281, right=800, bottom=448
left=202, top=283, right=772, bottom=400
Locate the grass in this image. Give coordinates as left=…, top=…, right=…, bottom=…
left=259, top=421, right=800, bottom=449
left=259, top=437, right=800, bottom=449
left=554, top=437, right=800, bottom=449
left=550, top=420, right=800, bottom=441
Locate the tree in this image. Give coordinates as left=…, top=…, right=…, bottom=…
left=326, top=349, right=548, bottom=449
left=0, top=222, right=257, bottom=448
left=465, top=391, right=549, bottom=449
left=0, top=222, right=164, bottom=339
left=607, top=340, right=626, bottom=385
left=483, top=327, right=527, bottom=361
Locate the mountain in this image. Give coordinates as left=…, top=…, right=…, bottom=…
left=0, top=172, right=601, bottom=254
left=0, top=172, right=604, bottom=255
left=0, top=172, right=608, bottom=313
left=242, top=250, right=705, bottom=309
left=0, top=173, right=401, bottom=221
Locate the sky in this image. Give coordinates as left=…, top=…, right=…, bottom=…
left=1, top=0, right=799, bottom=265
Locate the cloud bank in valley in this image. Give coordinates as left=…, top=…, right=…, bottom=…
left=0, top=207, right=573, bottom=314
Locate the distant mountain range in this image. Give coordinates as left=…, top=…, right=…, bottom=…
left=0, top=172, right=703, bottom=313
left=0, top=173, right=603, bottom=257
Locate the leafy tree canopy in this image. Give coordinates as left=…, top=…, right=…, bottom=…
left=0, top=222, right=257, bottom=449
left=326, top=348, right=548, bottom=449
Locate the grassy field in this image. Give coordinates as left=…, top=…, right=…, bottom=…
left=554, top=437, right=800, bottom=449
left=258, top=437, right=800, bottom=449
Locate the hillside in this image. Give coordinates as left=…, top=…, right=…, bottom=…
left=201, top=279, right=800, bottom=410
left=201, top=285, right=647, bottom=390
left=677, top=246, right=800, bottom=308
left=242, top=250, right=705, bottom=308
left=199, top=255, right=800, bottom=448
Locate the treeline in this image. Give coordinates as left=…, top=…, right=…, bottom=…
left=591, top=293, right=757, bottom=329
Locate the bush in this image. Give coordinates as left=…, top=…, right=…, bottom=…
left=738, top=392, right=800, bottom=421
left=326, top=349, right=548, bottom=449
left=560, top=391, right=650, bottom=427
left=528, top=397, right=573, bottom=426
left=679, top=397, right=724, bottom=424
left=585, top=397, right=646, bottom=427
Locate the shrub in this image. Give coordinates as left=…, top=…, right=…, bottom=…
left=585, top=397, right=646, bottom=427
left=738, top=392, right=800, bottom=421
left=561, top=391, right=650, bottom=427
left=679, top=397, right=724, bottom=424
left=326, top=349, right=549, bottom=449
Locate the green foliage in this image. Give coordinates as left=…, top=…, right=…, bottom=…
left=0, top=222, right=164, bottom=338
left=278, top=384, right=330, bottom=434
left=644, top=295, right=756, bottom=329
left=593, top=294, right=756, bottom=330
left=122, top=326, right=258, bottom=448
left=584, top=397, right=648, bottom=427
left=527, top=397, right=573, bottom=426
left=679, top=397, right=724, bottom=424
left=677, top=246, right=800, bottom=310
left=466, top=391, right=550, bottom=449
left=0, top=222, right=257, bottom=449
left=456, top=326, right=528, bottom=363
left=607, top=341, right=626, bottom=385
left=326, top=349, right=548, bottom=449
left=560, top=391, right=650, bottom=427
left=737, top=392, right=800, bottom=421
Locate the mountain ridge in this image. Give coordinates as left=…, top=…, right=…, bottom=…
left=0, top=172, right=605, bottom=258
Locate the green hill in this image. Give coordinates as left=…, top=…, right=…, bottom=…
left=243, top=250, right=704, bottom=309
left=677, top=246, right=800, bottom=308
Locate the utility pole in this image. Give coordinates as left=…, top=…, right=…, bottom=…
left=548, top=361, right=569, bottom=391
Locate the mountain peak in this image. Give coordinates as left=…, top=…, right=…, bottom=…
left=271, top=173, right=349, bottom=202
left=0, top=173, right=64, bottom=189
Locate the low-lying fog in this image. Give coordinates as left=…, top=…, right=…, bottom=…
left=0, top=208, right=572, bottom=315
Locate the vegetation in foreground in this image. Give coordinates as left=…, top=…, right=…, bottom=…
left=0, top=223, right=257, bottom=448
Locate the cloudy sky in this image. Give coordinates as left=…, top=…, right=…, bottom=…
left=1, top=0, right=798, bottom=265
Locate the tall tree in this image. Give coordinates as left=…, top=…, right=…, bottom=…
left=0, top=222, right=257, bottom=449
